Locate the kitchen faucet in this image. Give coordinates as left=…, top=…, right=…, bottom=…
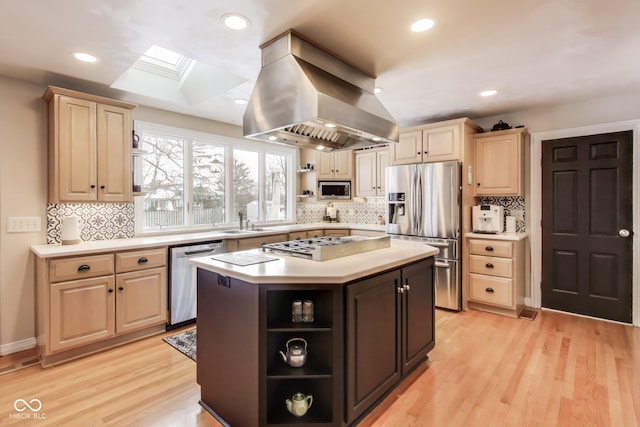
left=238, top=212, right=244, bottom=230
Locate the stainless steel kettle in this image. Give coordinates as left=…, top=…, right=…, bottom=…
left=279, top=338, right=307, bottom=367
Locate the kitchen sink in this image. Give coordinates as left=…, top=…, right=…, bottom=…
left=221, top=228, right=267, bottom=234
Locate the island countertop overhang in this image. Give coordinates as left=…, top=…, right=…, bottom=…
left=188, top=239, right=438, bottom=284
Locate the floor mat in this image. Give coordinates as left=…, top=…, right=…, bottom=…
left=163, top=329, right=197, bottom=361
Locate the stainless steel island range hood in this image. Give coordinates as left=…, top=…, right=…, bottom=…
left=243, top=30, right=399, bottom=151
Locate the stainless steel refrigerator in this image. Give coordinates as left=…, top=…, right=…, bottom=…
left=385, top=161, right=461, bottom=310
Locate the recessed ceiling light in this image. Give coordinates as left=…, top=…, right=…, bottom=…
left=268, top=136, right=277, bottom=141
left=234, top=98, right=248, bottom=105
left=374, top=87, right=382, bottom=94
left=372, top=137, right=382, bottom=142
left=316, top=146, right=326, bottom=151
left=480, top=90, right=498, bottom=97
left=223, top=14, right=249, bottom=30
left=73, top=52, right=98, bottom=63
left=325, top=123, right=336, bottom=128
left=411, top=18, right=435, bottom=32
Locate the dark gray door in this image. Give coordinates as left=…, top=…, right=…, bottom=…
left=542, top=131, right=633, bottom=323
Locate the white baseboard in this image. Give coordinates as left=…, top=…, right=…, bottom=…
left=0, top=337, right=37, bottom=356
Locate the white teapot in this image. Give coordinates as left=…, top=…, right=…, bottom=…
left=285, top=392, right=313, bottom=417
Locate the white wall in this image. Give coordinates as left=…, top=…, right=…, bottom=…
left=0, top=76, right=48, bottom=354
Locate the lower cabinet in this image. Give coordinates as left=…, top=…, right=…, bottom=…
left=50, top=275, right=116, bottom=352
left=115, top=267, right=167, bottom=334
left=323, top=229, right=350, bottom=237
left=466, top=237, right=527, bottom=317
left=36, top=247, right=168, bottom=366
left=196, top=257, right=435, bottom=426
left=345, top=258, right=434, bottom=424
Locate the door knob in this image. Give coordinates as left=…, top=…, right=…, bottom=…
left=619, top=229, right=631, bottom=238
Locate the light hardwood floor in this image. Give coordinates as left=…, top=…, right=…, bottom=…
left=1, top=309, right=638, bottom=426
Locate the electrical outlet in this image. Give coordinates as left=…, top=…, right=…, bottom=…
left=7, top=217, right=41, bottom=233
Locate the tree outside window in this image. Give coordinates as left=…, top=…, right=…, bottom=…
left=134, top=122, right=294, bottom=233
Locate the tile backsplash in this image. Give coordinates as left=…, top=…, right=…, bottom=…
left=478, top=196, right=526, bottom=232
left=297, top=196, right=527, bottom=232
left=46, top=196, right=525, bottom=243
left=47, top=203, right=135, bottom=244
left=296, top=198, right=386, bottom=225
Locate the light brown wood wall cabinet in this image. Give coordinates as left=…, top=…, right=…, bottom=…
left=392, top=119, right=482, bottom=165
left=355, top=147, right=389, bottom=197
left=473, top=127, right=529, bottom=196
left=317, top=150, right=354, bottom=180
left=43, top=86, right=137, bottom=203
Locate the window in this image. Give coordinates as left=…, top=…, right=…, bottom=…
left=134, top=121, right=295, bottom=233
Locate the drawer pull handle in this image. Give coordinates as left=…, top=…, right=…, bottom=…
left=138, top=257, right=148, bottom=264
left=485, top=246, right=494, bottom=252
left=77, top=264, right=91, bottom=272
left=485, top=287, right=495, bottom=293
left=485, top=263, right=494, bottom=269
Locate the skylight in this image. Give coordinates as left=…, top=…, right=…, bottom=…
left=132, top=45, right=193, bottom=80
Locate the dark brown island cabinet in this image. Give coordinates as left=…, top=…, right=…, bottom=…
left=196, top=257, right=435, bottom=427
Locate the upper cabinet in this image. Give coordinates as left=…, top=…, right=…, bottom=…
left=44, top=86, right=137, bottom=203
left=392, top=118, right=482, bottom=165
left=355, top=147, right=390, bottom=197
left=473, top=128, right=529, bottom=196
left=317, top=150, right=353, bottom=180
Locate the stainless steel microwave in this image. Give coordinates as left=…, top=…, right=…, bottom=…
left=318, top=181, right=351, bottom=200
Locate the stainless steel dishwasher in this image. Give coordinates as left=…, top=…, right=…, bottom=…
left=169, top=241, right=224, bottom=329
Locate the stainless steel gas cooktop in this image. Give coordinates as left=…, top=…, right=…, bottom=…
left=261, top=235, right=391, bottom=261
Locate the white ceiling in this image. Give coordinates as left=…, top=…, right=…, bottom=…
left=1, top=0, right=638, bottom=128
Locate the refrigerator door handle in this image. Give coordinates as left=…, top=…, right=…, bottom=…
left=411, top=171, right=422, bottom=236
left=416, top=170, right=424, bottom=235
left=435, top=261, right=451, bottom=268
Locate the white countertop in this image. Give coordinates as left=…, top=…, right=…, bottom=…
left=465, top=231, right=529, bottom=241
left=30, top=223, right=387, bottom=258
left=188, top=239, right=439, bottom=284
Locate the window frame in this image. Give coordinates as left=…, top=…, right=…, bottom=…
left=133, top=120, right=296, bottom=235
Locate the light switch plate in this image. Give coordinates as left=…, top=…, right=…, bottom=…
left=7, top=217, right=41, bottom=233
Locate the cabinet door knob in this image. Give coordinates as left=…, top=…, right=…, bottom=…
left=90, top=185, right=96, bottom=189
left=485, top=246, right=494, bottom=252
left=108, top=288, right=114, bottom=293
left=485, top=287, right=495, bottom=293
left=404, top=284, right=411, bottom=292
left=485, top=263, right=494, bottom=269
left=477, top=183, right=481, bottom=186
left=138, top=257, right=148, bottom=264
left=77, top=264, right=91, bottom=272
left=100, top=185, right=105, bottom=189
left=118, top=286, right=124, bottom=291
left=397, top=286, right=405, bottom=294
left=417, top=152, right=421, bottom=155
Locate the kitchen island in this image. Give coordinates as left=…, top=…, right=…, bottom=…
left=190, top=239, right=438, bottom=427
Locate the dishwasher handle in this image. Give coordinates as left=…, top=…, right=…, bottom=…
left=183, top=247, right=221, bottom=257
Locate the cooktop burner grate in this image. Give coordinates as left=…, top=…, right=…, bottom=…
left=261, top=235, right=391, bottom=261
